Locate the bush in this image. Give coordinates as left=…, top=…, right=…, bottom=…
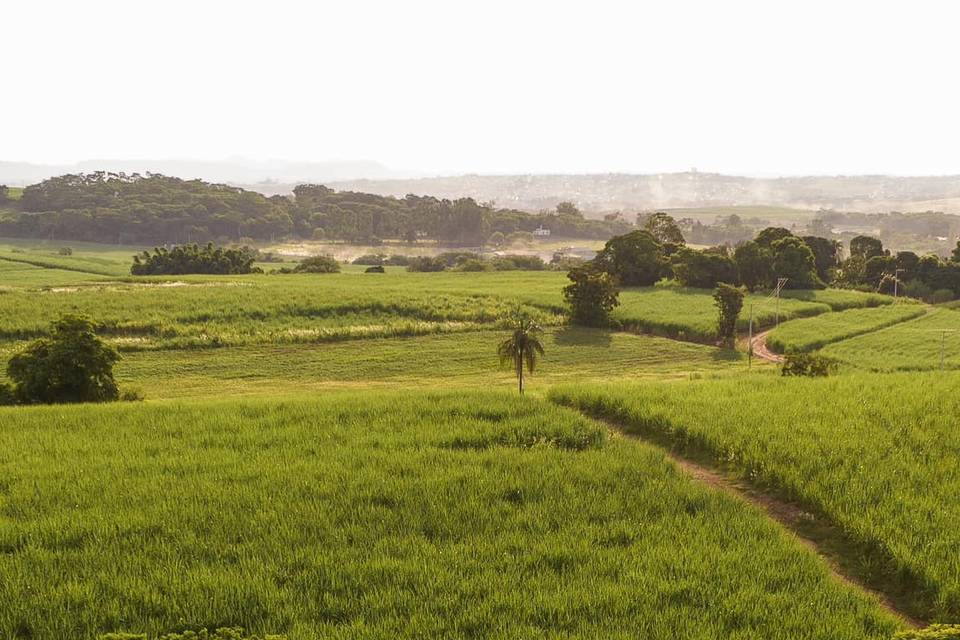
left=383, top=254, right=410, bottom=266
left=7, top=315, right=121, bottom=404
left=563, top=265, right=620, bottom=327
left=120, top=388, right=145, bottom=402
left=506, top=231, right=534, bottom=246
left=365, top=265, right=385, bottom=273
left=781, top=352, right=837, bottom=377
left=0, top=382, right=14, bottom=406
left=406, top=256, right=446, bottom=272
left=311, top=228, right=326, bottom=240
left=131, top=243, right=260, bottom=275
left=436, top=251, right=480, bottom=267
left=456, top=258, right=493, bottom=272
left=352, top=253, right=385, bottom=266
left=491, top=255, right=546, bottom=271
left=894, top=625, right=960, bottom=640
left=487, top=231, right=506, bottom=247
left=292, top=255, right=340, bottom=273
left=931, top=288, right=956, bottom=304
left=713, top=283, right=745, bottom=347
left=58, top=246, right=73, bottom=256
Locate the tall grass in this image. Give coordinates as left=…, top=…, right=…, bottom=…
left=0, top=391, right=899, bottom=638
left=766, top=303, right=927, bottom=353
left=550, top=372, right=960, bottom=622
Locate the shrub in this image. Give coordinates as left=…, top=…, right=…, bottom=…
left=506, top=231, right=534, bottom=245
left=58, top=246, right=73, bottom=256
left=292, top=255, right=340, bottom=273
left=7, top=315, right=121, bottom=404
left=894, top=625, right=960, bottom=640
left=563, top=265, right=620, bottom=327
left=457, top=258, right=493, bottom=272
left=487, top=231, right=506, bottom=247
left=436, top=251, right=480, bottom=267
left=0, top=382, right=14, bottom=406
left=383, top=254, right=410, bottom=266
left=781, top=352, right=837, bottom=377
left=365, top=265, right=385, bottom=273
left=120, top=388, right=145, bottom=402
left=491, top=255, right=546, bottom=271
left=131, top=243, right=260, bottom=275
left=406, top=256, right=446, bottom=272
left=311, top=227, right=326, bottom=240
left=713, top=283, right=745, bottom=347
left=352, top=253, right=385, bottom=265
left=931, top=288, right=956, bottom=304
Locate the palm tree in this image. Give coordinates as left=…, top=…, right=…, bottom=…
left=497, top=314, right=545, bottom=394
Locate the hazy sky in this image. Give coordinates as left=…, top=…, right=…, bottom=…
left=3, top=0, right=958, bottom=176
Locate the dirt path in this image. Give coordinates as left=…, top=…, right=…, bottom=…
left=750, top=329, right=784, bottom=363
left=595, top=416, right=922, bottom=629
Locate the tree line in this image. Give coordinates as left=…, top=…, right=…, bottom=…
left=0, top=173, right=631, bottom=246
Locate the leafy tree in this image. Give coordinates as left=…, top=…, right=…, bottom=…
left=849, top=235, right=886, bottom=260
left=132, top=243, right=260, bottom=275
left=7, top=315, right=120, bottom=404
left=951, top=241, right=960, bottom=264
left=733, top=241, right=773, bottom=291
left=770, top=236, right=823, bottom=289
left=563, top=265, right=620, bottom=327
left=801, top=235, right=842, bottom=281
left=755, top=227, right=793, bottom=247
left=643, top=212, right=685, bottom=245
left=497, top=313, right=545, bottom=394
left=593, top=230, right=662, bottom=286
left=556, top=201, right=582, bottom=217
left=672, top=247, right=737, bottom=288
left=713, top=283, right=744, bottom=347
left=292, top=255, right=340, bottom=273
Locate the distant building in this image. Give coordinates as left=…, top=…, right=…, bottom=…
left=533, top=225, right=551, bottom=238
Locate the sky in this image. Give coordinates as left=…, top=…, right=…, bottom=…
left=3, top=0, right=959, bottom=177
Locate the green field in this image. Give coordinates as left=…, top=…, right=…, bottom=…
left=0, top=392, right=901, bottom=639
left=766, top=303, right=927, bottom=353
left=550, top=372, right=960, bottom=621
left=821, top=308, right=960, bottom=371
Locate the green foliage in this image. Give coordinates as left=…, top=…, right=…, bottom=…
left=0, top=391, right=900, bottom=638
left=780, top=352, right=837, bottom=377
left=850, top=235, right=887, bottom=260
left=712, top=283, right=744, bottom=346
left=894, top=625, right=960, bottom=639
left=770, top=235, right=824, bottom=289
left=802, top=235, right=842, bottom=281
left=0, top=382, right=14, bottom=406
left=497, top=313, right=545, bottom=394
left=292, top=255, right=340, bottom=273
left=364, top=265, right=385, bottom=273
left=456, top=258, right=493, bottom=272
left=58, top=246, right=73, bottom=256
left=99, top=627, right=286, bottom=640
left=7, top=314, right=120, bottom=404
left=755, top=226, right=793, bottom=247
left=550, top=371, right=960, bottom=621
left=563, top=265, right=620, bottom=327
left=593, top=229, right=663, bottom=286
left=132, top=243, right=260, bottom=275
left=733, top=240, right=773, bottom=291
left=406, top=256, right=447, bottom=272
left=642, top=212, right=685, bottom=244
left=672, top=247, right=737, bottom=288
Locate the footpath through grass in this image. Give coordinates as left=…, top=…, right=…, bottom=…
left=550, top=372, right=960, bottom=623
left=0, top=391, right=900, bottom=639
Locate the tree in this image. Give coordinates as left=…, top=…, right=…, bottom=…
left=733, top=241, right=773, bottom=291
left=951, top=241, right=960, bottom=264
left=755, top=227, right=793, bottom=248
left=7, top=315, right=120, bottom=404
left=672, top=247, right=737, bottom=288
left=292, top=255, right=340, bottom=273
left=713, top=283, right=744, bottom=347
left=770, top=236, right=823, bottom=289
left=593, top=230, right=663, bottom=286
left=644, top=212, right=685, bottom=245
left=801, top=236, right=842, bottom=282
left=556, top=202, right=582, bottom=218
left=563, top=265, right=620, bottom=327
left=849, top=235, right=886, bottom=261
left=497, top=313, right=545, bottom=394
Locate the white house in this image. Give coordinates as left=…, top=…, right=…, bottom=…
left=533, top=225, right=551, bottom=238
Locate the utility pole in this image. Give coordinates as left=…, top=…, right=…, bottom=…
left=774, top=277, right=788, bottom=327
left=894, top=268, right=905, bottom=299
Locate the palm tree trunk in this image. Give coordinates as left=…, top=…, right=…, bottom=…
left=518, top=353, right=524, bottom=395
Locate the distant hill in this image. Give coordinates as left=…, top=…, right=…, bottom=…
left=327, top=172, right=960, bottom=215
left=0, top=159, right=411, bottom=187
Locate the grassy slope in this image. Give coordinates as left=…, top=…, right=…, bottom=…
left=766, top=303, right=927, bottom=353
left=550, top=372, right=960, bottom=621
left=106, top=327, right=747, bottom=399
left=821, top=307, right=960, bottom=370
left=0, top=392, right=899, bottom=639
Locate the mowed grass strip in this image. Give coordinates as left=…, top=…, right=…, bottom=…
left=766, top=302, right=927, bottom=353
left=550, top=372, right=960, bottom=622
left=0, top=392, right=899, bottom=639
left=821, top=307, right=960, bottom=371
left=105, top=327, right=747, bottom=399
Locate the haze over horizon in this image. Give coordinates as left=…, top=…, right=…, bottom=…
left=4, top=0, right=959, bottom=177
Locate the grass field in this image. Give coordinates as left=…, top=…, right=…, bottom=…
left=550, top=372, right=960, bottom=622
left=821, top=307, right=960, bottom=371
left=766, top=303, right=927, bottom=353
left=613, top=285, right=893, bottom=343
left=0, top=391, right=901, bottom=639
left=102, top=327, right=747, bottom=399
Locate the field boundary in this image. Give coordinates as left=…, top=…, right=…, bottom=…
left=0, top=254, right=117, bottom=276
left=553, top=400, right=926, bottom=628
left=765, top=305, right=929, bottom=354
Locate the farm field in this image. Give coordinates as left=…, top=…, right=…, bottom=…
left=550, top=372, right=960, bottom=622
left=0, top=391, right=901, bottom=639
left=105, top=327, right=747, bottom=399
left=765, top=302, right=927, bottom=353
left=821, top=307, right=960, bottom=371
